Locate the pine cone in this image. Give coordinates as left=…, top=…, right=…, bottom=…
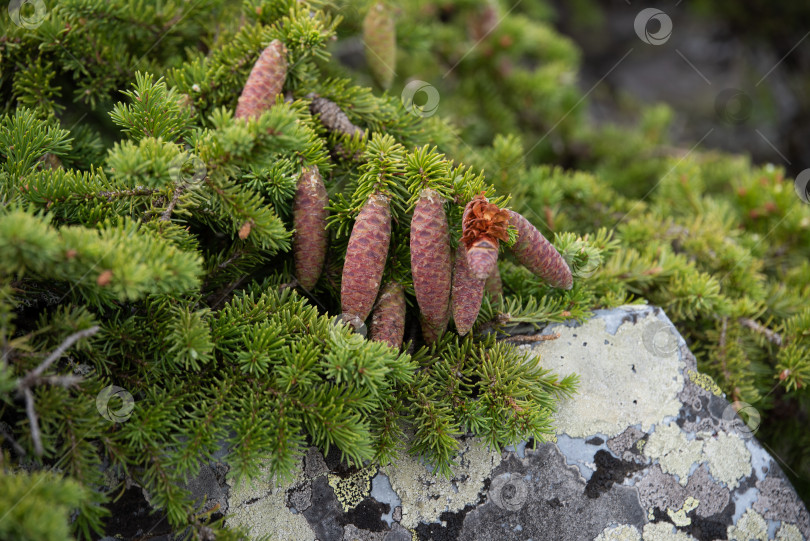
left=484, top=264, right=502, bottom=300
left=369, top=281, right=405, bottom=348
left=363, top=3, right=396, bottom=90
left=410, top=189, right=451, bottom=343
left=451, top=244, right=485, bottom=336
left=293, top=166, right=329, bottom=290
left=308, top=95, right=364, bottom=137
left=341, top=193, right=391, bottom=321
left=235, top=39, right=287, bottom=120
left=461, top=193, right=510, bottom=280
left=507, top=210, right=573, bottom=289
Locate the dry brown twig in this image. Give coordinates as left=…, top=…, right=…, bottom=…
left=501, top=333, right=561, bottom=344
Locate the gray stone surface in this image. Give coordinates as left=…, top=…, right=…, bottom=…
left=185, top=305, right=809, bottom=540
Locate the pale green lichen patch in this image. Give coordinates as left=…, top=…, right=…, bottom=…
left=702, top=432, right=751, bottom=490
left=667, top=496, right=699, bottom=526
left=775, top=522, right=803, bottom=541
left=687, top=370, right=722, bottom=396
left=642, top=522, right=697, bottom=540
left=523, top=311, right=684, bottom=438
left=644, top=423, right=752, bottom=490
left=644, top=423, right=703, bottom=485
left=727, top=508, right=768, bottom=540
left=384, top=436, right=501, bottom=529
left=327, top=464, right=378, bottom=512
left=594, top=523, right=642, bottom=541
left=225, top=457, right=315, bottom=541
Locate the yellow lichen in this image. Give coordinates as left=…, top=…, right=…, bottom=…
left=667, top=496, right=699, bottom=527
left=688, top=370, right=722, bottom=396
left=327, top=464, right=378, bottom=512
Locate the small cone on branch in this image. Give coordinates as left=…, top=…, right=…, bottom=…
left=308, top=94, right=364, bottom=137
left=341, top=193, right=391, bottom=322
left=235, top=39, right=288, bottom=120
left=451, top=244, right=485, bottom=336
left=507, top=210, right=573, bottom=289
left=363, top=2, right=396, bottom=90
left=461, top=193, right=510, bottom=280
left=484, top=264, right=502, bottom=300
left=410, top=189, right=451, bottom=343
left=369, top=281, right=406, bottom=348
left=293, top=166, right=329, bottom=290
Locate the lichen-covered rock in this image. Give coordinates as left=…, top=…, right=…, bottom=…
left=178, top=306, right=809, bottom=541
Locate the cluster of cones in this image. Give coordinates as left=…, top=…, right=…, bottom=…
left=234, top=39, right=573, bottom=350
left=295, top=187, right=573, bottom=349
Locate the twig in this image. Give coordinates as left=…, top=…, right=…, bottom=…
left=717, top=317, right=732, bottom=386
left=0, top=423, right=25, bottom=456
left=19, top=326, right=100, bottom=388
left=23, top=388, right=43, bottom=456
left=160, top=185, right=185, bottom=221
left=738, top=317, right=783, bottom=347
left=501, top=332, right=560, bottom=344
left=15, top=326, right=99, bottom=457
left=39, top=374, right=84, bottom=387
left=209, top=276, right=248, bottom=310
